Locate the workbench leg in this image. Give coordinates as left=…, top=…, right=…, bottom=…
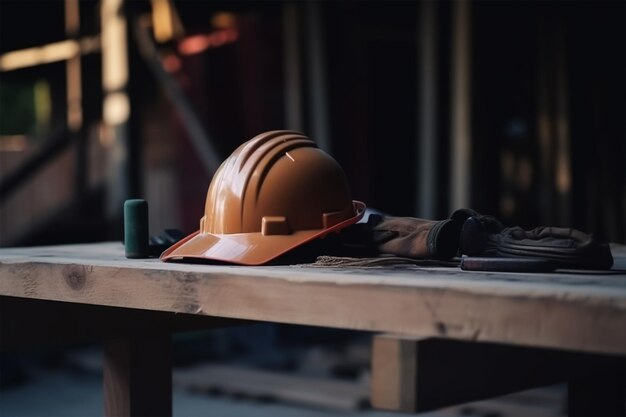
left=371, top=334, right=581, bottom=413
left=568, top=373, right=626, bottom=417
left=104, top=333, right=172, bottom=417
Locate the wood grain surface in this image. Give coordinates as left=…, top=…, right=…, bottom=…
left=1, top=242, right=625, bottom=355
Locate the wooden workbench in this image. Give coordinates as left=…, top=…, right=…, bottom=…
left=1, top=242, right=625, bottom=416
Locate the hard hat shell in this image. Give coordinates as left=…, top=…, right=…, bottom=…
left=160, top=130, right=366, bottom=265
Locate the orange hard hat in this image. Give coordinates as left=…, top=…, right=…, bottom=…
left=161, top=130, right=366, bottom=265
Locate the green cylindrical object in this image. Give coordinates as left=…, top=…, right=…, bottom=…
left=124, top=199, right=149, bottom=258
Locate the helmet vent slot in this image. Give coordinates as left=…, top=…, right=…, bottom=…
left=262, top=216, right=290, bottom=235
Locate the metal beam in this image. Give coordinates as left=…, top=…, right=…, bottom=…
left=416, top=0, right=438, bottom=219
left=450, top=0, right=472, bottom=211
left=0, top=37, right=100, bottom=72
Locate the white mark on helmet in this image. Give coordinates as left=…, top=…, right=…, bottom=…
left=285, top=152, right=295, bottom=162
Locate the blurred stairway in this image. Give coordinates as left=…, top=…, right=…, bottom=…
left=0, top=126, right=117, bottom=247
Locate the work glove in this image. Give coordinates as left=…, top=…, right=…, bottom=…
left=355, top=212, right=466, bottom=260
left=338, top=208, right=494, bottom=260
left=336, top=207, right=613, bottom=270
left=457, top=210, right=505, bottom=257
left=459, top=215, right=614, bottom=270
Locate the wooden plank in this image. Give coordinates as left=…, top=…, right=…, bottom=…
left=431, top=385, right=566, bottom=417
left=370, top=334, right=418, bottom=411
left=104, top=333, right=172, bottom=417
left=174, top=364, right=368, bottom=411
left=450, top=0, right=472, bottom=210
left=371, top=335, right=626, bottom=414
left=1, top=242, right=626, bottom=355
left=416, top=0, right=438, bottom=219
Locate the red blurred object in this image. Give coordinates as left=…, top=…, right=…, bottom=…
left=178, top=29, right=238, bottom=56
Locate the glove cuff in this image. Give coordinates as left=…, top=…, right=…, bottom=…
left=427, top=218, right=463, bottom=259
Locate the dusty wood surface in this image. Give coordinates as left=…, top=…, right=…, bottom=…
left=1, top=242, right=625, bottom=355
left=174, top=364, right=368, bottom=411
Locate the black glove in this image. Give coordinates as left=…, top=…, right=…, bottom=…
left=457, top=210, right=504, bottom=257
left=459, top=215, right=613, bottom=270
left=494, top=226, right=613, bottom=269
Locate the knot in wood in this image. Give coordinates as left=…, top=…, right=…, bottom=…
left=63, top=265, right=87, bottom=290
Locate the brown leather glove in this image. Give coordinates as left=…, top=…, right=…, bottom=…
left=334, top=208, right=485, bottom=260
left=360, top=213, right=466, bottom=259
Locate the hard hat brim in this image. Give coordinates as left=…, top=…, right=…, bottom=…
left=160, top=201, right=366, bottom=265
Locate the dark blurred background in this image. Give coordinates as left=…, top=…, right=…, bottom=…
left=1, top=0, right=624, bottom=248
left=0, top=1, right=624, bottom=415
